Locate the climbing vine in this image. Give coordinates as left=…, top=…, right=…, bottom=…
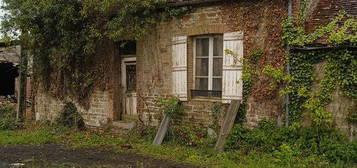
left=1, top=0, right=190, bottom=105
left=280, top=11, right=357, bottom=125
left=226, top=49, right=263, bottom=123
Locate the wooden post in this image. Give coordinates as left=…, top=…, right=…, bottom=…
left=215, top=100, right=241, bottom=152
left=152, top=114, right=171, bottom=146
left=17, top=46, right=27, bottom=122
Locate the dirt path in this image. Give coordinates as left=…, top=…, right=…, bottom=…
left=0, top=145, right=199, bottom=168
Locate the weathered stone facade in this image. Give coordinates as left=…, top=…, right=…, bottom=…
left=136, top=0, right=288, bottom=127
left=33, top=0, right=356, bottom=137
left=35, top=87, right=111, bottom=127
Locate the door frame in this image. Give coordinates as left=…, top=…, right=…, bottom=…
left=121, top=57, right=137, bottom=92
left=121, top=57, right=137, bottom=117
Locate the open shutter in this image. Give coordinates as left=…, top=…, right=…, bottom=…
left=222, top=32, right=244, bottom=103
left=172, top=36, right=188, bottom=101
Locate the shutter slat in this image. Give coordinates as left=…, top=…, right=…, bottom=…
left=172, top=36, right=188, bottom=101
left=222, top=32, right=243, bottom=103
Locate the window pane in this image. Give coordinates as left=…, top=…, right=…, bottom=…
left=212, top=78, right=222, bottom=91
left=213, top=58, right=223, bottom=76
left=213, top=36, right=223, bottom=56
left=196, top=38, right=209, bottom=57
left=195, top=58, right=209, bottom=76
left=195, top=78, right=208, bottom=90
left=126, top=65, right=136, bottom=91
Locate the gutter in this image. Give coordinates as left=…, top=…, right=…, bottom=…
left=290, top=45, right=357, bottom=52
left=285, top=0, right=293, bottom=127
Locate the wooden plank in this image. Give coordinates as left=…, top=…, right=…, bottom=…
left=152, top=114, right=172, bottom=146
left=215, top=100, right=241, bottom=152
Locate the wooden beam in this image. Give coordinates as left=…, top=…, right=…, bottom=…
left=152, top=114, right=172, bottom=146
left=17, top=46, right=27, bottom=122
left=215, top=100, right=241, bottom=152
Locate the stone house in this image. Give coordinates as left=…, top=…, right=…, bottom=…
left=34, top=0, right=356, bottom=133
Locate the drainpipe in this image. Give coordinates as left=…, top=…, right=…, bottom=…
left=285, top=0, right=293, bottom=127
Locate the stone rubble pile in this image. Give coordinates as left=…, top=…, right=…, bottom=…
left=0, top=95, right=17, bottom=106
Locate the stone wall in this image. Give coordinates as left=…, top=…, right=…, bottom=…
left=33, top=40, right=121, bottom=127
left=137, top=0, right=288, bottom=127
left=35, top=87, right=111, bottom=127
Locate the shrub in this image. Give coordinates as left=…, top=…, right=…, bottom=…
left=226, top=119, right=356, bottom=165
left=166, top=124, right=213, bottom=147
left=155, top=96, right=184, bottom=118
left=0, top=104, right=17, bottom=130
left=56, top=102, right=85, bottom=130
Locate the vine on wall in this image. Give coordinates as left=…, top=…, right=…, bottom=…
left=280, top=11, right=357, bottom=125
left=1, top=0, right=190, bottom=105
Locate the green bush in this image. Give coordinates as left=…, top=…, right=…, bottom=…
left=155, top=96, right=184, bottom=118
left=0, top=104, right=17, bottom=130
left=166, top=124, right=213, bottom=147
left=226, top=119, right=356, bottom=165
left=56, top=102, right=85, bottom=130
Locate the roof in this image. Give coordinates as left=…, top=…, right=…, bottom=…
left=305, top=0, right=357, bottom=32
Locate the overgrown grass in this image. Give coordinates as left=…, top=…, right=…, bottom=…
left=0, top=127, right=59, bottom=145
left=0, top=123, right=356, bottom=168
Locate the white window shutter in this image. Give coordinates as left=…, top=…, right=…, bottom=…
left=172, top=36, right=188, bottom=101
left=222, top=32, right=244, bottom=103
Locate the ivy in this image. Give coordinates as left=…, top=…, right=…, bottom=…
left=1, top=0, right=190, bottom=103
left=282, top=11, right=357, bottom=46
left=236, top=49, right=263, bottom=123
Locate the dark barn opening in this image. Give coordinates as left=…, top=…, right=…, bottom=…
left=0, top=62, right=19, bottom=95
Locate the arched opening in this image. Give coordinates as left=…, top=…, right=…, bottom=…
left=0, top=62, right=19, bottom=96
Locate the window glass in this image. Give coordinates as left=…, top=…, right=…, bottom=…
left=195, top=58, right=209, bottom=76
left=213, top=58, right=223, bottom=76
left=194, top=35, right=223, bottom=94
left=195, top=78, right=208, bottom=90
left=196, top=38, right=209, bottom=57
left=213, top=36, right=223, bottom=56
left=126, top=64, right=136, bottom=91
left=212, top=78, right=222, bottom=91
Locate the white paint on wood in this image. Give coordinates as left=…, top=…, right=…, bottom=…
left=172, top=36, right=188, bottom=101
left=121, top=57, right=138, bottom=116
left=222, top=32, right=244, bottom=103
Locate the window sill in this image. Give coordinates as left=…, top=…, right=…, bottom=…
left=190, top=97, right=222, bottom=103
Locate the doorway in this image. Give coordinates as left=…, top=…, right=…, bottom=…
left=121, top=57, right=137, bottom=119
left=0, top=62, right=19, bottom=96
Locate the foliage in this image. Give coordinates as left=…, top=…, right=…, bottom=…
left=346, top=108, right=357, bottom=124
left=281, top=9, right=356, bottom=125
left=0, top=104, right=17, bottom=130
left=210, top=103, right=223, bottom=131
left=0, top=0, right=190, bottom=104
left=155, top=96, right=183, bottom=118
left=166, top=124, right=214, bottom=147
left=0, top=126, right=59, bottom=145
left=55, top=102, right=85, bottom=130
left=226, top=120, right=357, bottom=165
left=282, top=11, right=357, bottom=46
left=234, top=49, right=263, bottom=123
left=1, top=123, right=355, bottom=168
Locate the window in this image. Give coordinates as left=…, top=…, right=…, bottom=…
left=193, top=35, right=223, bottom=98
left=126, top=63, right=136, bottom=92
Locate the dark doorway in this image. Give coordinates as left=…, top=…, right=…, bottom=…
left=0, top=62, right=19, bottom=95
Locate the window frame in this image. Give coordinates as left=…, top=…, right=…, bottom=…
left=193, top=35, right=223, bottom=91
